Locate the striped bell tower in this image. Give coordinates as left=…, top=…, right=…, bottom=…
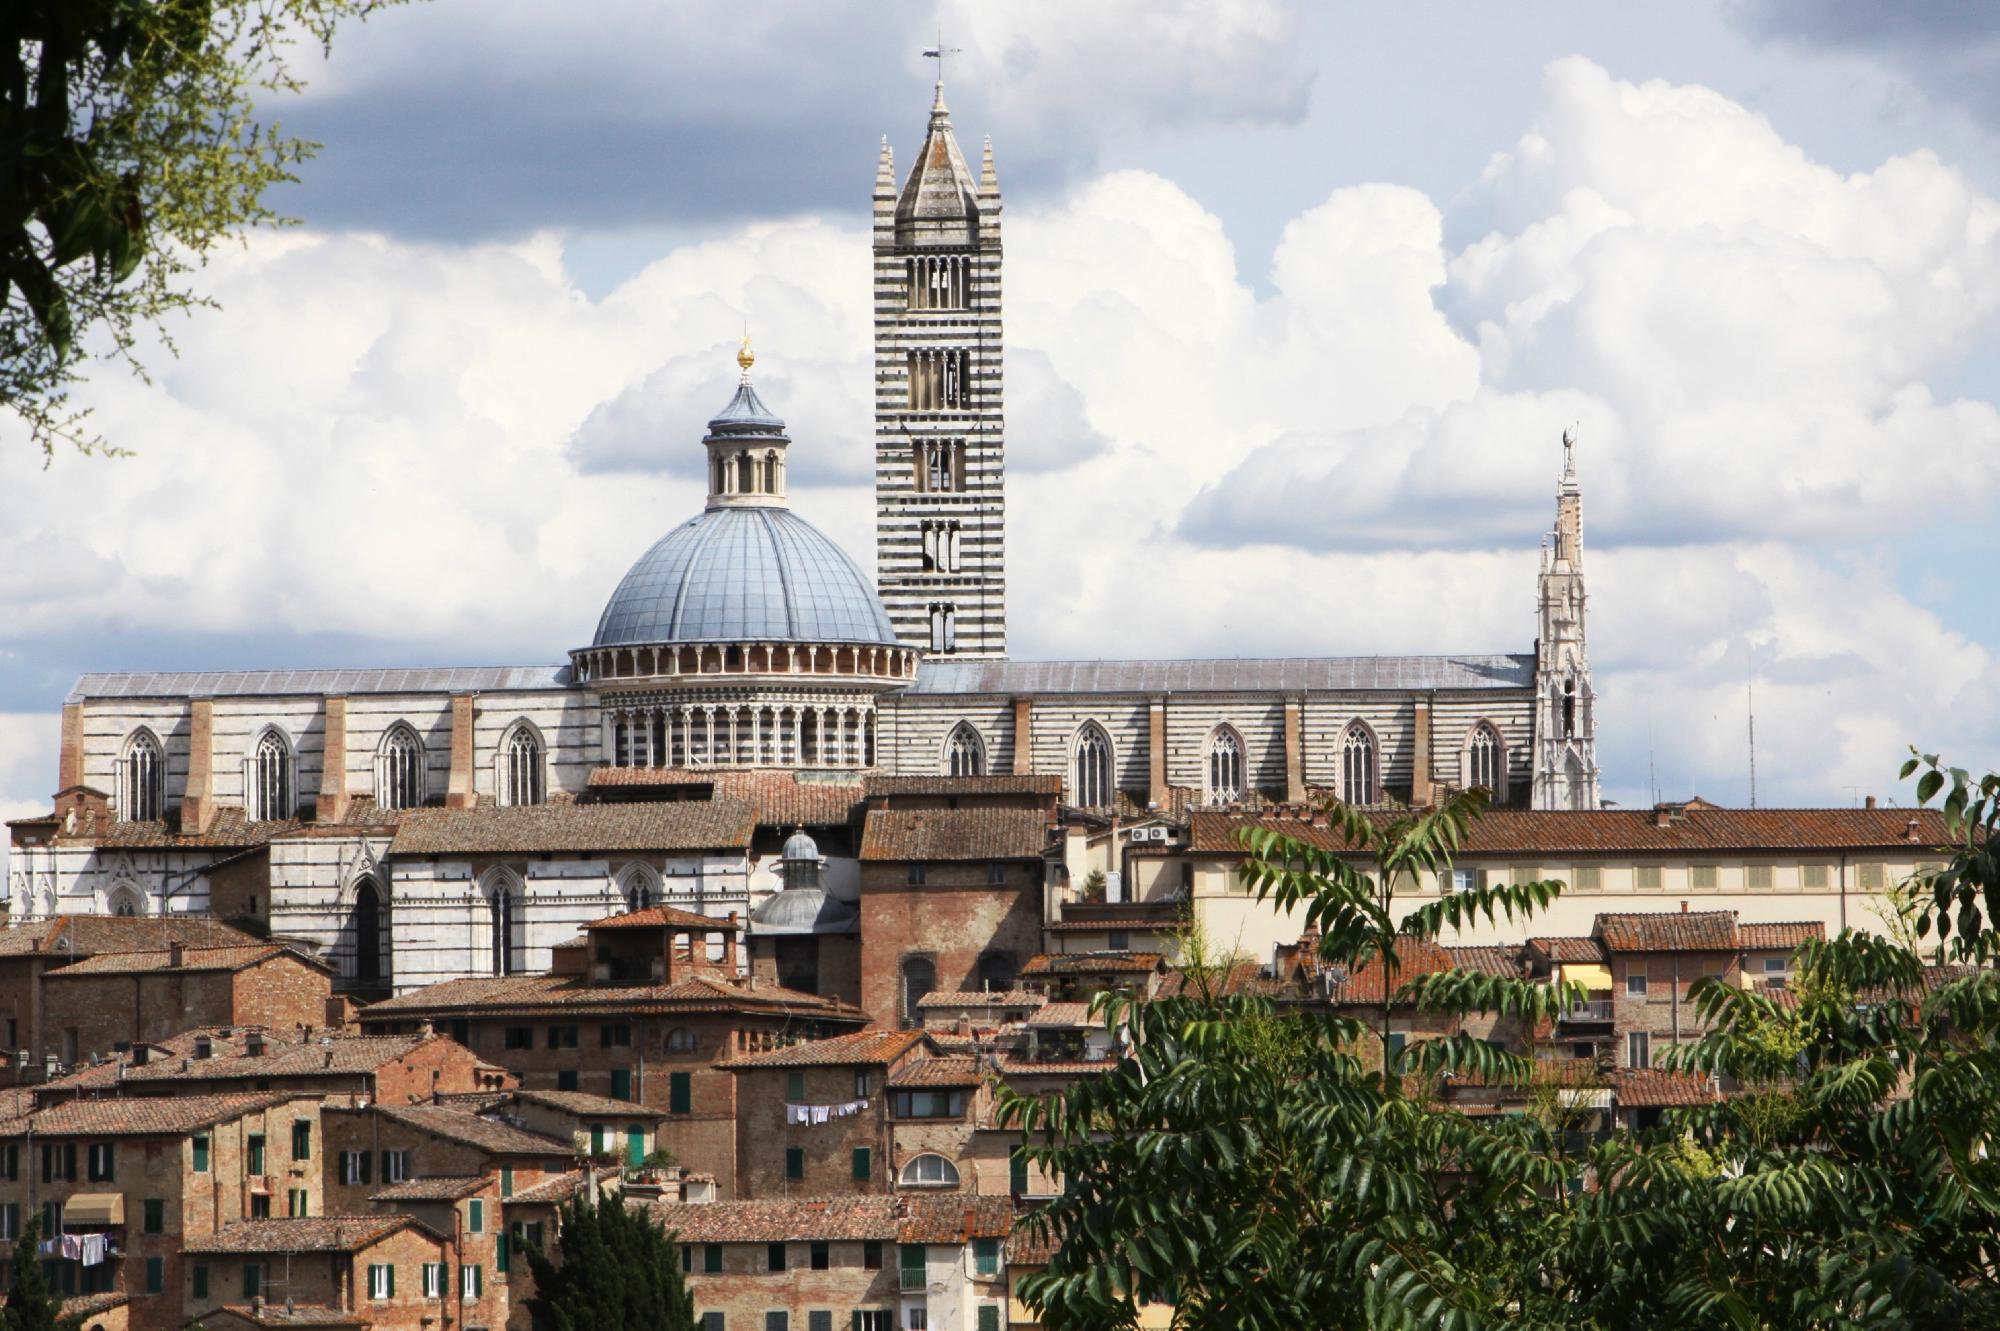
left=873, top=77, right=1006, bottom=658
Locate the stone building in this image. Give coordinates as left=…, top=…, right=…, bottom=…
left=8, top=73, right=1606, bottom=1003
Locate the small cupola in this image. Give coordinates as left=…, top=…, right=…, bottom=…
left=704, top=336, right=791, bottom=509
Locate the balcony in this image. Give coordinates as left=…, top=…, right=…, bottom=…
left=1557, top=999, right=1613, bottom=1024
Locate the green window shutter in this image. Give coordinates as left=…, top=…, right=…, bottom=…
left=245, top=1135, right=263, bottom=1173
left=590, top=1125, right=605, bottom=1156
left=704, top=1243, right=723, bottom=1274
left=670, top=1072, right=691, bottom=1114
left=557, top=1070, right=578, bottom=1091
left=785, top=1146, right=804, bottom=1179
left=292, top=1120, right=311, bottom=1160
left=610, top=1068, right=631, bottom=1100
left=244, top=1265, right=262, bottom=1298
left=498, top=1231, right=510, bottom=1273
left=192, top=1265, right=208, bottom=1300
left=786, top=1072, right=806, bottom=1101
left=468, top=1199, right=484, bottom=1233
left=627, top=1127, right=645, bottom=1167
left=473, top=1265, right=483, bottom=1297
left=900, top=1244, right=926, bottom=1285
left=975, top=1238, right=998, bottom=1275
left=978, top=1306, right=999, bottom=1331
left=1009, top=1148, right=1028, bottom=1195
left=387, top=1264, right=396, bottom=1297
left=145, top=1257, right=163, bottom=1294
left=500, top=1166, right=513, bottom=1198
left=851, top=1147, right=870, bottom=1181
left=143, top=1198, right=164, bottom=1234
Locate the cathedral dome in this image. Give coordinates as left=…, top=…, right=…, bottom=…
left=593, top=507, right=898, bottom=648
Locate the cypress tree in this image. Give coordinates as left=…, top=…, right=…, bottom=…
left=4, top=1218, right=76, bottom=1331
left=523, top=1189, right=696, bottom=1331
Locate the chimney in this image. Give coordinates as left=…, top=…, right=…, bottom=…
left=1680, top=900, right=1688, bottom=913
left=419, top=1020, right=435, bottom=1039
left=168, top=942, right=186, bottom=968
left=1905, top=817, right=1920, bottom=842
left=1865, top=795, right=1877, bottom=809
left=1654, top=806, right=1671, bottom=828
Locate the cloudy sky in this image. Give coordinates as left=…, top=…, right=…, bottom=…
left=5, top=0, right=2000, bottom=849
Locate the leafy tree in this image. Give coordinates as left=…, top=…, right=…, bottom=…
left=2, top=0, right=400, bottom=461
left=4, top=1216, right=78, bottom=1331
left=522, top=1190, right=697, bottom=1331
left=999, top=788, right=1586, bottom=1330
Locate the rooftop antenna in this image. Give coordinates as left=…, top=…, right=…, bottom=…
left=922, top=27, right=962, bottom=85
left=1646, top=708, right=1659, bottom=806
left=1746, top=652, right=1758, bottom=810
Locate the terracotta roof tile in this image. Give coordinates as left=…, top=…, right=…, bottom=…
left=1019, top=952, right=1162, bottom=978
left=389, top=800, right=756, bottom=855
left=997, top=1055, right=1118, bottom=1076
left=64, top=806, right=299, bottom=849
left=1, top=1092, right=297, bottom=1138
left=1446, top=945, right=1524, bottom=977
left=1024, top=1002, right=1096, bottom=1028
left=720, top=1029, right=927, bottom=1070
left=885, top=1057, right=983, bottom=1088
left=1738, top=921, right=1825, bottom=950
left=1612, top=1068, right=1720, bottom=1108
left=211, top=1304, right=367, bottom=1327
left=1319, top=939, right=1456, bottom=1005
left=1530, top=937, right=1608, bottom=963
left=1596, top=912, right=1738, bottom=952
left=45, top=943, right=327, bottom=977
left=860, top=808, right=1052, bottom=862
left=586, top=769, right=865, bottom=827
left=862, top=774, right=1063, bottom=799
left=373, top=1105, right=570, bottom=1158
left=367, top=1176, right=487, bottom=1202
left=586, top=905, right=740, bottom=932
left=361, top=972, right=863, bottom=1024
left=914, top=990, right=1046, bottom=1011
left=42, top=1031, right=442, bottom=1093
left=510, top=1088, right=667, bottom=1119
left=0, top=916, right=259, bottom=958
left=1189, top=806, right=1952, bottom=855
left=184, top=1216, right=434, bottom=1254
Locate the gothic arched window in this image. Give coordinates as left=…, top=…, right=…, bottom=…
left=944, top=722, right=985, bottom=777
left=248, top=728, right=293, bottom=822
left=376, top=724, right=426, bottom=811
left=1339, top=723, right=1376, bottom=807
left=1562, top=679, right=1578, bottom=739
left=108, top=887, right=143, bottom=918
left=1072, top=724, right=1113, bottom=809
left=500, top=723, right=546, bottom=807
left=619, top=864, right=659, bottom=913
left=119, top=729, right=165, bottom=823
left=1464, top=723, right=1502, bottom=797
left=486, top=872, right=524, bottom=976
left=1206, top=727, right=1244, bottom=805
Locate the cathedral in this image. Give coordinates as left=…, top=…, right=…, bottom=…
left=4, top=77, right=1601, bottom=994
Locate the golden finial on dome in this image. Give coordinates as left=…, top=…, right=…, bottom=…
left=736, top=330, right=755, bottom=381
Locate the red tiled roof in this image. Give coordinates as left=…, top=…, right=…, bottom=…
left=0, top=915, right=260, bottom=958
left=1024, top=1002, right=1096, bottom=1028
left=44, top=943, right=328, bottom=977
left=368, top=1176, right=486, bottom=1202
left=862, top=774, right=1063, bottom=798
left=61, top=806, right=300, bottom=849
left=587, top=769, right=865, bottom=827
left=389, top=800, right=756, bottom=855
left=1596, top=912, right=1738, bottom=952
left=1612, top=1068, right=1720, bottom=1108
left=510, top=1088, right=668, bottom=1119
left=360, top=971, right=864, bottom=1023
left=719, top=1029, right=928, bottom=1070
left=914, top=989, right=1046, bottom=1010
left=996, top=1055, right=1119, bottom=1077
left=1738, top=921, right=1825, bottom=950
left=1019, top=952, right=1162, bottom=978
left=184, top=1216, right=436, bottom=1254
left=1320, top=939, right=1456, bottom=1005
left=0, top=1092, right=298, bottom=1138
left=1189, top=806, right=1952, bottom=855
left=1445, top=945, right=1524, bottom=977
left=42, top=1031, right=441, bottom=1094
left=860, top=808, right=1052, bottom=861
left=372, top=1105, right=570, bottom=1158
left=1530, top=937, right=1608, bottom=963
left=502, top=1165, right=620, bottom=1207
left=586, top=905, right=740, bottom=932
left=885, top=1057, right=983, bottom=1088
left=648, top=1196, right=1014, bottom=1244
left=210, top=1304, right=367, bottom=1328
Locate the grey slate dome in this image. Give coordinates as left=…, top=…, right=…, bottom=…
left=593, top=508, right=898, bottom=648
left=748, top=883, right=856, bottom=936
left=592, top=353, right=899, bottom=650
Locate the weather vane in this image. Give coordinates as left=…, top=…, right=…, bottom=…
left=923, top=27, right=961, bottom=85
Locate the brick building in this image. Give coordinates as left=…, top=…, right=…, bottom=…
left=858, top=807, right=1053, bottom=1027
left=39, top=1027, right=511, bottom=1107
left=0, top=916, right=262, bottom=1067
left=0, top=1092, right=325, bottom=1330
left=358, top=907, right=866, bottom=1194
left=37, top=944, right=334, bottom=1069
left=652, top=1195, right=1014, bottom=1331
left=181, top=1216, right=450, bottom=1329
